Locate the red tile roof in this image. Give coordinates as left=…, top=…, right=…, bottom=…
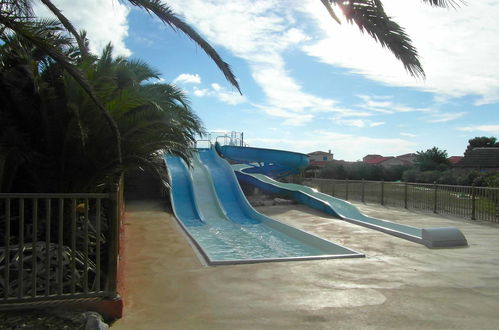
left=363, top=156, right=394, bottom=165
left=308, top=151, right=331, bottom=155
left=447, top=156, right=464, bottom=164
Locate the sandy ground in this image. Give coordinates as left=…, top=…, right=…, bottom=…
left=111, top=200, right=499, bottom=330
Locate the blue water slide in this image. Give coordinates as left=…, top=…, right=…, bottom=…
left=216, top=143, right=309, bottom=178
left=230, top=163, right=468, bottom=249
left=198, top=148, right=259, bottom=225
left=163, top=155, right=204, bottom=227
left=165, top=147, right=363, bottom=264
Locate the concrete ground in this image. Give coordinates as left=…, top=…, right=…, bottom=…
left=111, top=200, right=499, bottom=330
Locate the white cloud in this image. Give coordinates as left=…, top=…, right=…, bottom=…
left=427, top=112, right=466, bottom=123
left=336, top=119, right=385, bottom=128
left=174, top=73, right=201, bottom=84
left=193, top=88, right=209, bottom=97
left=217, top=90, right=247, bottom=105
left=300, top=1, right=499, bottom=105
left=400, top=132, right=417, bottom=138
left=457, top=125, right=499, bottom=134
left=165, top=0, right=351, bottom=124
left=256, top=106, right=314, bottom=126
left=34, top=0, right=131, bottom=57
left=338, top=119, right=366, bottom=128
left=370, top=122, right=385, bottom=127
left=357, top=95, right=431, bottom=114
left=193, top=83, right=247, bottom=105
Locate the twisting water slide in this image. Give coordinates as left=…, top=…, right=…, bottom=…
left=218, top=143, right=467, bottom=248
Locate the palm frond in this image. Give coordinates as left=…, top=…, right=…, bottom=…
left=320, top=0, right=341, bottom=23
left=420, top=0, right=464, bottom=8
left=127, top=0, right=241, bottom=94
left=0, top=0, right=33, bottom=20
left=39, top=0, right=89, bottom=56
left=329, top=0, right=425, bottom=78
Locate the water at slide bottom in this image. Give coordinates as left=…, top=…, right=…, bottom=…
left=187, top=221, right=328, bottom=261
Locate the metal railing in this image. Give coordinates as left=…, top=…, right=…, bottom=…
left=301, top=178, right=499, bottom=223
left=0, top=189, right=121, bottom=304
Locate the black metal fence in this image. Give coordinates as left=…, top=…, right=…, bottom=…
left=301, top=178, right=499, bottom=223
left=0, top=191, right=120, bottom=305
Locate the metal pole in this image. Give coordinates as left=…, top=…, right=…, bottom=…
left=361, top=179, right=365, bottom=203
left=106, top=184, right=119, bottom=298
left=471, top=184, right=476, bottom=220
left=345, top=179, right=349, bottom=200
left=404, top=182, right=408, bottom=209
left=433, top=182, right=438, bottom=213
left=381, top=180, right=384, bottom=206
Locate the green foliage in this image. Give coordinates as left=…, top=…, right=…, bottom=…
left=0, top=33, right=203, bottom=192
left=464, top=136, right=499, bottom=155
left=318, top=163, right=347, bottom=179
left=414, top=147, right=449, bottom=171
left=401, top=167, right=499, bottom=187
left=402, top=169, right=420, bottom=183
left=485, top=173, right=499, bottom=187
left=315, top=162, right=410, bottom=181
left=437, top=170, right=458, bottom=185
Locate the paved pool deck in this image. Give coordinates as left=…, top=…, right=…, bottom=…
left=111, top=200, right=499, bottom=330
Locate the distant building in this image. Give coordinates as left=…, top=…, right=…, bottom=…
left=453, top=148, right=499, bottom=172
left=308, top=150, right=334, bottom=167
left=447, top=156, right=464, bottom=165
left=363, top=154, right=383, bottom=163
left=362, top=153, right=414, bottom=167
left=396, top=153, right=416, bottom=165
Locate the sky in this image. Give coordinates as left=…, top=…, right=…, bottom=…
left=35, top=0, right=499, bottom=161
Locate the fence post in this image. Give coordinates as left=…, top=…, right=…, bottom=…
left=106, top=183, right=120, bottom=298
left=495, top=190, right=499, bottom=222
left=404, top=182, right=408, bottom=209
left=433, top=182, right=438, bottom=213
left=471, top=184, right=476, bottom=220
left=345, top=179, right=349, bottom=200
left=381, top=180, right=384, bottom=206
left=361, top=179, right=365, bottom=203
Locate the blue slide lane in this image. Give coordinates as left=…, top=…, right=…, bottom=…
left=198, top=148, right=259, bottom=225
left=163, top=155, right=203, bottom=227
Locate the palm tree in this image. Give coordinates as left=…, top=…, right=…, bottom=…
left=0, top=0, right=238, bottom=174
left=0, top=27, right=203, bottom=192
left=56, top=44, right=204, bottom=192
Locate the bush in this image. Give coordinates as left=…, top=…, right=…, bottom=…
left=485, top=173, right=499, bottom=187
left=402, top=169, right=420, bottom=182
left=437, top=170, right=457, bottom=185
left=419, top=171, right=441, bottom=183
